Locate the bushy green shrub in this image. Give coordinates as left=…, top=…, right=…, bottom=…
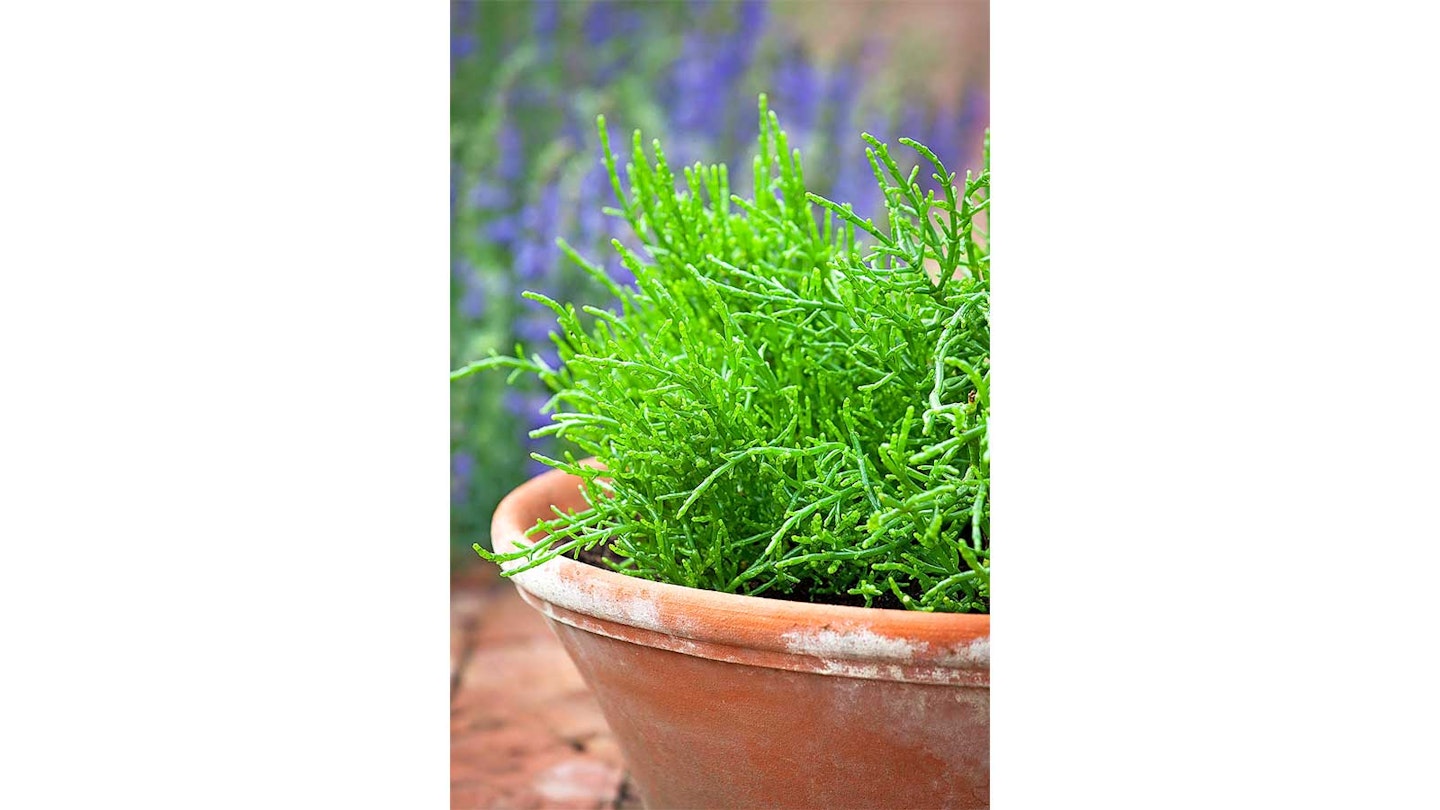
left=455, top=97, right=989, bottom=613
left=449, top=2, right=987, bottom=566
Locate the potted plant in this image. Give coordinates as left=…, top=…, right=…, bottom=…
left=453, top=96, right=990, bottom=809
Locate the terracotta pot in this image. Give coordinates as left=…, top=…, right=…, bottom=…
left=492, top=465, right=990, bottom=809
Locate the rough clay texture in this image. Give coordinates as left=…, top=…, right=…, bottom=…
left=451, top=566, right=641, bottom=809
left=489, top=465, right=991, bottom=807
left=508, top=559, right=664, bottom=634
left=556, top=620, right=990, bottom=809
left=780, top=625, right=922, bottom=660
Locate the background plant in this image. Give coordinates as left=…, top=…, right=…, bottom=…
left=451, top=0, right=989, bottom=567
left=458, top=96, right=989, bottom=613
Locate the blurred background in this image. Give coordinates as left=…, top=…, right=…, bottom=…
left=450, top=0, right=989, bottom=568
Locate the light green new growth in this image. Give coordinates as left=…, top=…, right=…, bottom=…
left=456, top=96, right=990, bottom=613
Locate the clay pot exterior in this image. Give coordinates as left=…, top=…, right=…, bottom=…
left=492, top=466, right=991, bottom=809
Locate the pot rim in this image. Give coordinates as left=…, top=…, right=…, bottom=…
left=491, top=464, right=990, bottom=684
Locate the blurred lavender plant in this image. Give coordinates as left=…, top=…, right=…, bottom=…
left=450, top=0, right=988, bottom=567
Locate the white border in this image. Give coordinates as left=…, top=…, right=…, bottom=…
left=1, top=4, right=449, bottom=807
left=995, top=1, right=1440, bottom=806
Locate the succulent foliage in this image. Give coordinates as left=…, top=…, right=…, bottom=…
left=455, top=96, right=990, bottom=613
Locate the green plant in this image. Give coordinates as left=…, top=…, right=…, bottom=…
left=453, top=96, right=989, bottom=613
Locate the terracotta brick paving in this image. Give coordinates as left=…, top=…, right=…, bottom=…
left=451, top=564, right=642, bottom=809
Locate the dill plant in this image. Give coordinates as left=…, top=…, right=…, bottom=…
left=454, top=96, right=989, bottom=613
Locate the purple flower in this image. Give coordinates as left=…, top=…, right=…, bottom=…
left=534, top=0, right=559, bottom=51
left=899, top=103, right=926, bottom=145
left=452, top=0, right=475, bottom=29
left=451, top=1, right=477, bottom=70
left=668, top=31, right=717, bottom=134
left=450, top=162, right=461, bottom=219
left=560, top=114, right=585, bottom=152
left=583, top=4, right=647, bottom=83
left=825, top=60, right=858, bottom=116
left=736, top=0, right=766, bottom=38
left=467, top=182, right=509, bottom=211
left=602, top=217, right=644, bottom=288
left=451, top=33, right=475, bottom=63
left=515, top=307, right=554, bottom=344
left=604, top=252, right=634, bottom=289
left=577, top=163, right=610, bottom=248
left=486, top=215, right=519, bottom=248
left=773, top=41, right=820, bottom=141
left=665, top=130, right=703, bottom=175
left=522, top=183, right=560, bottom=233
left=584, top=2, right=616, bottom=46
left=496, top=122, right=523, bottom=182
left=668, top=2, right=766, bottom=141
left=504, top=390, right=552, bottom=431
left=831, top=104, right=894, bottom=222
left=451, top=450, right=475, bottom=505
left=460, top=282, right=486, bottom=320
left=928, top=101, right=962, bottom=160
left=514, top=240, right=547, bottom=281
left=514, top=182, right=562, bottom=280
left=960, top=88, right=989, bottom=159
left=511, top=86, right=555, bottom=108
left=914, top=100, right=963, bottom=195
left=454, top=258, right=487, bottom=319
left=584, top=4, right=645, bottom=46
left=465, top=180, right=516, bottom=252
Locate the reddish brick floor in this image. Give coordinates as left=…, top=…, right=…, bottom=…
left=451, top=564, right=642, bottom=809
